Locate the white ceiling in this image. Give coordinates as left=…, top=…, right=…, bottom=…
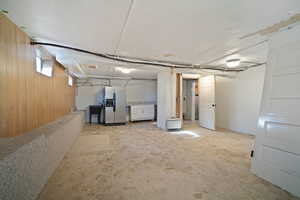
left=2, top=0, right=300, bottom=78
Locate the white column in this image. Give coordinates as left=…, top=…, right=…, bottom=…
left=157, top=70, right=176, bottom=130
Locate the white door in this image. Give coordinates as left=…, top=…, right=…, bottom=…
left=251, top=26, right=300, bottom=197
left=198, top=75, right=216, bottom=130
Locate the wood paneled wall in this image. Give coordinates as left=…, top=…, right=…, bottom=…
left=0, top=14, right=75, bottom=138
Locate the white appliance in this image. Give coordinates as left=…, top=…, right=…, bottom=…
left=129, top=104, right=155, bottom=122
left=198, top=75, right=216, bottom=130
left=166, top=118, right=182, bottom=130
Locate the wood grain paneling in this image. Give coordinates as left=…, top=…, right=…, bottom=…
left=176, top=73, right=181, bottom=118
left=195, top=79, right=199, bottom=96
left=0, top=14, right=75, bottom=138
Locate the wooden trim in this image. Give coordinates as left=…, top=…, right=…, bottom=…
left=195, top=79, right=199, bottom=96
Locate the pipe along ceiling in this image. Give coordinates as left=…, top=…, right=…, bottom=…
left=31, top=41, right=266, bottom=73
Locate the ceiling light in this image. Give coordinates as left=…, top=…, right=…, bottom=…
left=115, top=67, right=135, bottom=74
left=226, top=59, right=240, bottom=68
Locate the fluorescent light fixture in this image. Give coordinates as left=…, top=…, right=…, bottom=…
left=115, top=67, right=135, bottom=74
left=226, top=59, right=240, bottom=68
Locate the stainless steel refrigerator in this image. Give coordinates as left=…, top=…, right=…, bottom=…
left=103, top=86, right=126, bottom=125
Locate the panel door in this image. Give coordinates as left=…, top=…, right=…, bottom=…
left=251, top=26, right=300, bottom=197
left=198, top=75, right=216, bottom=130
left=176, top=73, right=181, bottom=118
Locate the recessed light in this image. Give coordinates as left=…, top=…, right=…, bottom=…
left=226, top=59, right=240, bottom=68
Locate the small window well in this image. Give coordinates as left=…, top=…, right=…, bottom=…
left=35, top=50, right=53, bottom=77
left=68, top=75, right=73, bottom=86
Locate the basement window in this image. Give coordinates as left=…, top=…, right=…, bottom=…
left=35, top=50, right=53, bottom=77
left=68, top=75, right=73, bottom=86
left=36, top=56, right=42, bottom=73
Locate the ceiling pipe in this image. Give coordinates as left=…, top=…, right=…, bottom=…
left=31, top=41, right=264, bottom=72
left=85, top=75, right=131, bottom=80
left=82, top=74, right=156, bottom=81
left=243, top=62, right=266, bottom=69
left=30, top=41, right=189, bottom=68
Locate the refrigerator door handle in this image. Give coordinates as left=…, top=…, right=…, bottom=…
left=113, top=93, right=116, bottom=112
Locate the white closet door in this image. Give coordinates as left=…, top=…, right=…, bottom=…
left=198, top=75, right=216, bottom=130
left=251, top=26, right=300, bottom=197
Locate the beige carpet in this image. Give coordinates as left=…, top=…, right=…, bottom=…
left=70, top=135, right=111, bottom=155
left=38, top=122, right=299, bottom=200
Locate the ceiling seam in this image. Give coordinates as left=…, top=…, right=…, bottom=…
left=112, top=0, right=135, bottom=77
left=114, top=0, right=135, bottom=55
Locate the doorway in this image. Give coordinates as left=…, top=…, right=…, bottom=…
left=178, top=75, right=216, bottom=130
left=182, top=79, right=198, bottom=121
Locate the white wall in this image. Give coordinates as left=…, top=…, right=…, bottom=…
left=216, top=66, right=266, bottom=135
left=75, top=79, right=157, bottom=111
left=126, top=80, right=157, bottom=103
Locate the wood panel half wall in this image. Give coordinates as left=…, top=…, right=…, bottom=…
left=0, top=14, right=75, bottom=138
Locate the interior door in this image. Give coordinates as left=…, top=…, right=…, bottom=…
left=176, top=73, right=181, bottom=118
left=251, top=26, right=300, bottom=197
left=198, top=75, right=216, bottom=130
left=114, top=87, right=126, bottom=123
